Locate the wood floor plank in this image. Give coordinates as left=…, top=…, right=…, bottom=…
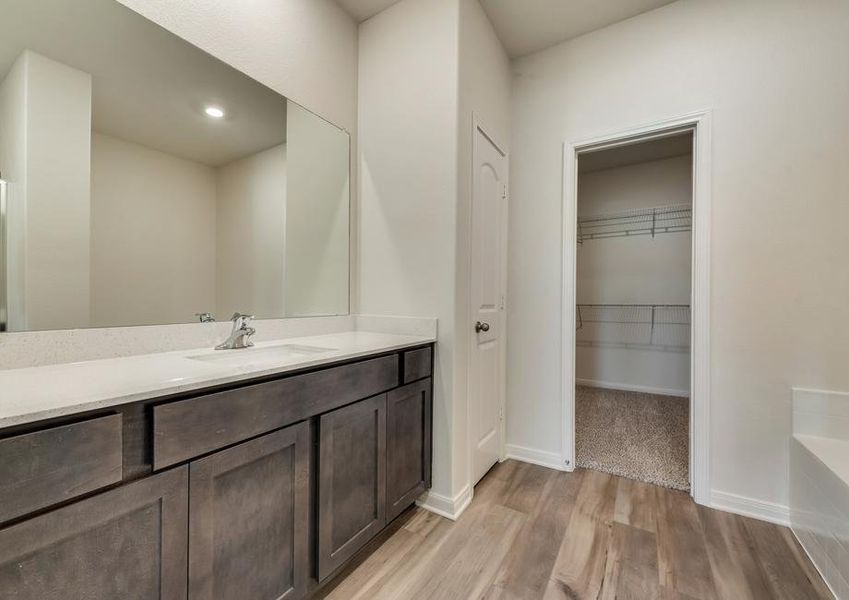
left=600, top=522, right=660, bottom=600
left=407, top=503, right=526, bottom=600
left=324, top=514, right=454, bottom=600
left=404, top=506, right=444, bottom=537
left=500, top=461, right=555, bottom=514
left=313, top=461, right=834, bottom=600
left=543, top=469, right=618, bottom=599
left=654, top=486, right=718, bottom=600
left=697, top=505, right=772, bottom=600
left=487, top=469, right=585, bottom=599
left=742, top=515, right=833, bottom=600
left=614, top=477, right=658, bottom=533
left=319, top=527, right=423, bottom=600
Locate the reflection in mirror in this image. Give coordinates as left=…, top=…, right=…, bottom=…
left=0, top=0, right=350, bottom=331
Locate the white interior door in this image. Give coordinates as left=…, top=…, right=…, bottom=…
left=470, top=124, right=507, bottom=485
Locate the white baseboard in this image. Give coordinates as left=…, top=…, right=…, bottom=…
left=576, top=378, right=689, bottom=398
left=711, top=490, right=790, bottom=527
left=504, top=444, right=569, bottom=472
left=416, top=484, right=473, bottom=521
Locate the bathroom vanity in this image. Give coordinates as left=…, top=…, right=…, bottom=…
left=0, top=0, right=434, bottom=596
left=0, top=335, right=434, bottom=599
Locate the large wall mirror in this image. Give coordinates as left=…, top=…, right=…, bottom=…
left=0, top=0, right=350, bottom=332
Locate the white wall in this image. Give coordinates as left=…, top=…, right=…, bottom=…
left=0, top=51, right=92, bottom=331
left=216, top=144, right=287, bottom=320
left=0, top=53, right=28, bottom=331
left=90, top=132, right=217, bottom=327
left=359, top=0, right=461, bottom=501
left=359, top=0, right=510, bottom=509
left=508, top=0, right=849, bottom=509
left=0, top=1, right=358, bottom=361
left=285, top=102, right=349, bottom=317
left=116, top=0, right=361, bottom=311
left=576, top=155, right=691, bottom=395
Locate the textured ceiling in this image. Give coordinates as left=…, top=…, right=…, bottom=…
left=1, top=0, right=287, bottom=167
left=336, top=0, right=678, bottom=57
left=480, top=0, right=679, bottom=57
left=335, top=0, right=403, bottom=22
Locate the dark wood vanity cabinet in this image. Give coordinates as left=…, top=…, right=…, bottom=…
left=188, top=422, right=310, bottom=600
left=316, top=378, right=433, bottom=581
left=317, top=394, right=387, bottom=580
left=0, top=345, right=433, bottom=600
left=386, top=379, right=432, bottom=521
left=0, top=467, right=189, bottom=600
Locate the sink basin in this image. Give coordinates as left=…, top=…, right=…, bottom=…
left=187, top=343, right=335, bottom=369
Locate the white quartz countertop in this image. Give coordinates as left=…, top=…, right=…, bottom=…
left=0, top=331, right=435, bottom=429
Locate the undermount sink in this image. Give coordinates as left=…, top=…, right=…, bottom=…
left=187, top=343, right=336, bottom=368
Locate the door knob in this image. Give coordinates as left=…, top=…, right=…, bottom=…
left=475, top=321, right=490, bottom=333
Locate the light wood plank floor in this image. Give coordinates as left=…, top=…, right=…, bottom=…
left=315, top=460, right=832, bottom=600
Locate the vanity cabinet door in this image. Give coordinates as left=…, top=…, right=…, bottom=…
left=317, top=394, right=387, bottom=581
left=0, top=467, right=188, bottom=600
left=386, top=379, right=432, bottom=521
left=188, top=422, right=309, bottom=600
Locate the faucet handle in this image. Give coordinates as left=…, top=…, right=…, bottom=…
left=231, top=312, right=255, bottom=322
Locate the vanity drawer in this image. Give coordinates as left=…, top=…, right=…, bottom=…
left=403, top=347, right=432, bottom=383
left=0, top=414, right=123, bottom=524
left=153, top=354, right=399, bottom=469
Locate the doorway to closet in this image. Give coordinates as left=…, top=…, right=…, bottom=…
left=574, top=131, right=693, bottom=491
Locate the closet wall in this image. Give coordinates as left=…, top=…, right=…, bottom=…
left=576, top=153, right=692, bottom=396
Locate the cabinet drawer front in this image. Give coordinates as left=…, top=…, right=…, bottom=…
left=0, top=413, right=123, bottom=524
left=153, top=354, right=398, bottom=469
left=403, top=347, right=432, bottom=383
left=0, top=467, right=188, bottom=600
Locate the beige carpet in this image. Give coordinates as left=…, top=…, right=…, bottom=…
left=576, top=385, right=690, bottom=491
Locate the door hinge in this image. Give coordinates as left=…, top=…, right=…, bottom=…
left=502, top=185, right=508, bottom=199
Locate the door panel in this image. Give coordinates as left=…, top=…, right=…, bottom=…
left=386, top=379, right=432, bottom=520
left=470, top=125, right=508, bottom=484
left=317, top=394, right=386, bottom=581
left=0, top=467, right=188, bottom=600
left=188, top=423, right=309, bottom=600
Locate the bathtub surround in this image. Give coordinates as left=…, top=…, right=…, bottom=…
left=790, top=387, right=849, bottom=598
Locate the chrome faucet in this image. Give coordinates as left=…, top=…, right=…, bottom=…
left=216, top=313, right=256, bottom=350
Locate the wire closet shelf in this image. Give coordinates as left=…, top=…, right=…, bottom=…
left=576, top=304, right=690, bottom=349
left=577, top=204, right=691, bottom=244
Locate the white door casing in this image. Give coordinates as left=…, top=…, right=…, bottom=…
left=470, top=122, right=508, bottom=486
left=561, top=111, right=712, bottom=505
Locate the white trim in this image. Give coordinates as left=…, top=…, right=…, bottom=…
left=576, top=378, right=689, bottom=398
left=711, top=490, right=790, bottom=527
left=416, top=484, right=473, bottom=521
left=505, top=444, right=570, bottom=472
left=561, top=110, right=712, bottom=504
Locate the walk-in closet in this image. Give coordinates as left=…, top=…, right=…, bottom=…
left=575, top=132, right=693, bottom=490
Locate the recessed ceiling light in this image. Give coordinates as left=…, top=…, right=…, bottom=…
left=204, top=106, right=225, bottom=119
